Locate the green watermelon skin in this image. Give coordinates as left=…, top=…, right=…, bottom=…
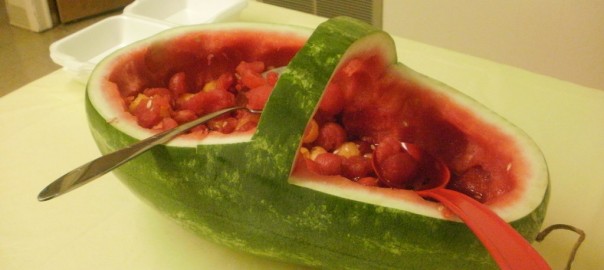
left=86, top=17, right=549, bottom=270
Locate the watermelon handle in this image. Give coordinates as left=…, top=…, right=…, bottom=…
left=418, top=188, right=551, bottom=270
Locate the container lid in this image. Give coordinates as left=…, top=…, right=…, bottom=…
left=124, top=0, right=247, bottom=26
left=49, top=0, right=247, bottom=82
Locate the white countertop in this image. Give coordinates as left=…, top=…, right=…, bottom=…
left=1, top=2, right=603, bottom=269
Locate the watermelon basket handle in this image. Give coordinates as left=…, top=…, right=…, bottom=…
left=373, top=141, right=551, bottom=270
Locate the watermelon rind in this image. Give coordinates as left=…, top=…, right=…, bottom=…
left=86, top=17, right=549, bottom=270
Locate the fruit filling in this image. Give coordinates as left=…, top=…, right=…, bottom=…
left=120, top=60, right=280, bottom=137
left=115, top=53, right=510, bottom=204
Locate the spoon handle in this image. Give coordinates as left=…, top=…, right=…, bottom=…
left=38, top=106, right=247, bottom=201
left=418, top=188, right=551, bottom=270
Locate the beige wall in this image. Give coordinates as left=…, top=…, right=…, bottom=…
left=383, top=0, right=604, bottom=91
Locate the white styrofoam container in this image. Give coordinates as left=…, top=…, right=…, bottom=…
left=49, top=0, right=247, bottom=82
left=124, top=0, right=247, bottom=26
left=50, top=16, right=171, bottom=82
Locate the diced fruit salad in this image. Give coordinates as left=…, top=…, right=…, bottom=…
left=121, top=60, right=493, bottom=202
left=125, top=61, right=279, bottom=134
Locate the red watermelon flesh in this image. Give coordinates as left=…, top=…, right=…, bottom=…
left=296, top=51, right=522, bottom=206
left=105, top=32, right=522, bottom=207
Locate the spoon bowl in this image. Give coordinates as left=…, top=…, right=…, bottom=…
left=38, top=107, right=261, bottom=201
left=372, top=140, right=550, bottom=270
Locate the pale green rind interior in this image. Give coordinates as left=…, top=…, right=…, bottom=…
left=86, top=17, right=549, bottom=270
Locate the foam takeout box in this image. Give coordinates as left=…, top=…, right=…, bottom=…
left=49, top=0, right=247, bottom=82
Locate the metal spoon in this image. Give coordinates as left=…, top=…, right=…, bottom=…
left=38, top=106, right=260, bottom=201
left=37, top=66, right=287, bottom=201
left=372, top=142, right=551, bottom=270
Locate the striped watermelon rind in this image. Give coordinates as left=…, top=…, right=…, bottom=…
left=86, top=17, right=549, bottom=269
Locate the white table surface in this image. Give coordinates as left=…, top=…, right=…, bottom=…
left=1, top=2, right=603, bottom=269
